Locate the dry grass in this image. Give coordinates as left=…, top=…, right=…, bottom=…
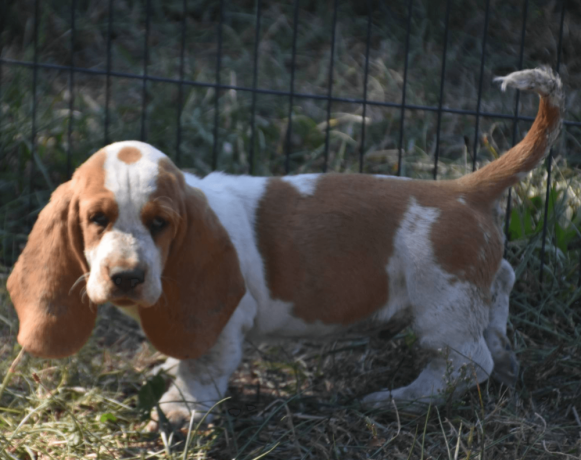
left=1, top=254, right=580, bottom=459
left=1, top=0, right=580, bottom=458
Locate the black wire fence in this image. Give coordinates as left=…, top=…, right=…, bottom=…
left=0, top=0, right=579, bottom=285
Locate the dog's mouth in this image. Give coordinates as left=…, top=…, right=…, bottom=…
left=87, top=276, right=161, bottom=308
left=111, top=297, right=138, bottom=307
left=108, top=293, right=159, bottom=309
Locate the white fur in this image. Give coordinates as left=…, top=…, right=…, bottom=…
left=281, top=173, right=320, bottom=196
left=494, top=67, right=562, bottom=108
left=375, top=174, right=411, bottom=181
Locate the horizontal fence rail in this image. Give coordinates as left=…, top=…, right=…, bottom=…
left=0, top=0, right=578, bottom=285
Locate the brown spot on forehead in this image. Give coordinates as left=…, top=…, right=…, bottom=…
left=256, top=174, right=504, bottom=325
left=117, top=146, right=142, bottom=164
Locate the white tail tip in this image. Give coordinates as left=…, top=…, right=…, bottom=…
left=493, top=66, right=563, bottom=107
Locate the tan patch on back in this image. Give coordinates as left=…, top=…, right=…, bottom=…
left=256, top=175, right=408, bottom=325
left=256, top=175, right=503, bottom=325
left=117, top=146, right=142, bottom=164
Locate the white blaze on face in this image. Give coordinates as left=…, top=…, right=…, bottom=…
left=85, top=141, right=168, bottom=307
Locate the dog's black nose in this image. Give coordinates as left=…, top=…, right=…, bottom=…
left=110, top=267, right=145, bottom=292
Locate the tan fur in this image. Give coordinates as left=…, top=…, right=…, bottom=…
left=117, top=146, right=142, bottom=164
left=6, top=151, right=115, bottom=358
left=256, top=176, right=502, bottom=324
left=459, top=98, right=561, bottom=200
left=137, top=159, right=247, bottom=359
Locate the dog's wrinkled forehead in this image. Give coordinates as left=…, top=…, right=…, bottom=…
left=103, top=141, right=166, bottom=218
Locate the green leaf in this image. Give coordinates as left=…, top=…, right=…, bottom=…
left=99, top=413, right=118, bottom=424
left=530, top=195, right=543, bottom=211
left=554, top=222, right=564, bottom=252
left=509, top=207, right=524, bottom=240
left=404, top=330, right=418, bottom=349
left=137, top=374, right=166, bottom=414
left=524, top=206, right=534, bottom=236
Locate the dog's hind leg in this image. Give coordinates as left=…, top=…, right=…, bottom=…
left=483, top=259, right=519, bottom=386
left=363, top=290, right=495, bottom=411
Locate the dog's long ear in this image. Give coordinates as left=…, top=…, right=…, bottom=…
left=7, top=182, right=96, bottom=358
left=138, top=187, right=246, bottom=360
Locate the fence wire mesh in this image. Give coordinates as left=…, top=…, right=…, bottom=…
left=0, top=0, right=579, bottom=284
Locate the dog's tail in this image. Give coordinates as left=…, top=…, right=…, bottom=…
left=458, top=67, right=563, bottom=203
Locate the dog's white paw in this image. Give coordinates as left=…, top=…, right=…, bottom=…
left=362, top=389, right=433, bottom=414
left=145, top=403, right=214, bottom=432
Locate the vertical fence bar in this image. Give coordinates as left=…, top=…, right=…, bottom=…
left=433, top=0, right=450, bottom=180
left=140, top=0, right=152, bottom=142
left=0, top=0, right=5, bottom=161
left=211, top=0, right=224, bottom=171
left=396, top=0, right=413, bottom=177
left=66, top=0, right=77, bottom=179
left=104, top=0, right=114, bottom=145
left=248, top=0, right=262, bottom=175
left=471, top=0, right=490, bottom=171
left=539, top=0, right=566, bottom=286
left=359, top=0, right=372, bottom=174
left=28, top=0, right=40, bottom=222
left=323, top=0, right=339, bottom=173
left=504, top=0, right=528, bottom=248
left=284, top=0, right=299, bottom=175
left=175, top=0, right=187, bottom=166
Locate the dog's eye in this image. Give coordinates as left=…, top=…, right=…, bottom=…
left=150, top=217, right=167, bottom=235
left=90, top=212, right=109, bottom=227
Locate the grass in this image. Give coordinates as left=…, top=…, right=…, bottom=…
left=1, top=0, right=580, bottom=458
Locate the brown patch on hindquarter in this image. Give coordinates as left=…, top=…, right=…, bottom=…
left=256, top=175, right=504, bottom=325
left=117, top=146, right=143, bottom=164
left=428, top=196, right=502, bottom=295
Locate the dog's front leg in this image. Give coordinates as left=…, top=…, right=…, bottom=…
left=147, top=292, right=257, bottom=429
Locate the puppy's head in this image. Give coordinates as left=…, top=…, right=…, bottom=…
left=7, top=141, right=245, bottom=359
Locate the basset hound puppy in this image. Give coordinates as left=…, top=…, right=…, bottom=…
left=8, top=68, right=562, bottom=425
